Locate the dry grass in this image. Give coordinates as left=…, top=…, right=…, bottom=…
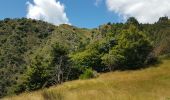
left=3, top=60, right=170, bottom=100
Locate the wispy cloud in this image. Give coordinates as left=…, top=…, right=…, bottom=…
left=106, top=0, right=170, bottom=23
left=94, top=0, right=103, bottom=6
left=26, top=0, right=70, bottom=25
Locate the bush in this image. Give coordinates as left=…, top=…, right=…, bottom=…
left=79, top=68, right=96, bottom=80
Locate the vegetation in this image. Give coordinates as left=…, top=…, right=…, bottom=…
left=1, top=16, right=170, bottom=98
left=0, top=18, right=89, bottom=97
left=79, top=68, right=96, bottom=79
left=4, top=59, right=170, bottom=100
left=102, top=25, right=153, bottom=70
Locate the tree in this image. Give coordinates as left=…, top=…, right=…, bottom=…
left=126, top=17, right=139, bottom=26
left=23, top=43, right=71, bottom=91
left=70, top=49, right=103, bottom=72
left=158, top=16, right=168, bottom=23
left=70, top=38, right=116, bottom=72
left=102, top=25, right=153, bottom=70
left=102, top=50, right=125, bottom=71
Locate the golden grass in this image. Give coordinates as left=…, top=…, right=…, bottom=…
left=3, top=60, right=170, bottom=100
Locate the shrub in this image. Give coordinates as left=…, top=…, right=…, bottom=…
left=79, top=68, right=96, bottom=79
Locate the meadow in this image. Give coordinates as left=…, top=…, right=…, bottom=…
left=3, top=59, right=170, bottom=100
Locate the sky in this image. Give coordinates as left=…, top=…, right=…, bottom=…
left=0, top=0, right=170, bottom=28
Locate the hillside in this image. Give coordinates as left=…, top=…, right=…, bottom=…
left=1, top=17, right=170, bottom=98
left=3, top=59, right=170, bottom=100
left=0, top=18, right=91, bottom=97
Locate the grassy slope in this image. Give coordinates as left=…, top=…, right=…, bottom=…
left=3, top=59, right=170, bottom=100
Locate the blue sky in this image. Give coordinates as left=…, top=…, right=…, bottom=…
left=0, top=0, right=30, bottom=19
left=59, top=0, right=122, bottom=28
left=0, top=0, right=121, bottom=28
left=0, top=0, right=170, bottom=28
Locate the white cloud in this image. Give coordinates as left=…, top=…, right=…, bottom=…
left=26, top=0, right=70, bottom=25
left=106, top=0, right=170, bottom=23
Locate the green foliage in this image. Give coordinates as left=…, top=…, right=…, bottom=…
left=0, top=18, right=55, bottom=97
left=70, top=42, right=109, bottom=72
left=1, top=17, right=170, bottom=98
left=0, top=18, right=91, bottom=97
left=102, top=50, right=125, bottom=71
left=158, top=16, right=169, bottom=23
left=70, top=35, right=117, bottom=72
left=102, top=26, right=153, bottom=70
left=71, top=49, right=101, bottom=68
left=24, top=43, right=70, bottom=91
left=126, top=17, right=139, bottom=26
left=79, top=68, right=95, bottom=79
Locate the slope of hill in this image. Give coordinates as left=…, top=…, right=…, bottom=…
left=0, top=18, right=91, bottom=97
left=1, top=17, right=170, bottom=98
left=3, top=59, right=170, bottom=100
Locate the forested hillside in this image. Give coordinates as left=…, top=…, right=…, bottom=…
left=0, top=18, right=90, bottom=97
left=0, top=17, right=170, bottom=98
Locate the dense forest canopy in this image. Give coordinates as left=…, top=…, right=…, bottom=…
left=0, top=17, right=170, bottom=98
